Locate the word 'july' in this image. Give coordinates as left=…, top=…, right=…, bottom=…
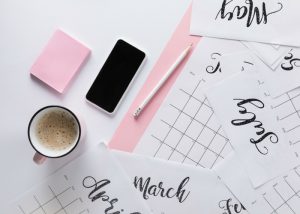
left=83, top=176, right=141, bottom=214
left=134, top=176, right=190, bottom=203
left=231, top=98, right=278, bottom=155
left=215, top=0, right=283, bottom=27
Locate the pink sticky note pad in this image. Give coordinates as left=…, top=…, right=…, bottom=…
left=30, top=30, right=90, bottom=93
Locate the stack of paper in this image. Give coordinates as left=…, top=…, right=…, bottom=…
left=191, top=0, right=300, bottom=96
left=5, top=144, right=248, bottom=214
left=187, top=1, right=300, bottom=213
left=204, top=50, right=300, bottom=213
left=5, top=144, right=152, bottom=214
left=132, top=1, right=300, bottom=213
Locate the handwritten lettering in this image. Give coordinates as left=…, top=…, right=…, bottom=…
left=82, top=176, right=141, bottom=214
left=231, top=98, right=279, bottom=155
left=215, top=0, right=283, bottom=27
left=206, top=52, right=222, bottom=74
left=134, top=176, right=190, bottom=203
left=219, top=198, right=246, bottom=214
left=281, top=52, right=300, bottom=71
left=241, top=61, right=254, bottom=72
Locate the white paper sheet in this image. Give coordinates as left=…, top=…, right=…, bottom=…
left=113, top=150, right=248, bottom=214
left=215, top=152, right=300, bottom=214
left=206, top=71, right=298, bottom=187
left=264, top=49, right=300, bottom=97
left=135, top=38, right=298, bottom=167
left=220, top=50, right=300, bottom=160
left=221, top=49, right=300, bottom=103
left=5, top=144, right=151, bottom=214
left=134, top=38, right=298, bottom=168
left=242, top=42, right=290, bottom=70
left=271, top=88, right=300, bottom=158
left=135, top=37, right=250, bottom=168
left=191, top=0, right=300, bottom=47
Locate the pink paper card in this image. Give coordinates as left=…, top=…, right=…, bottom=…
left=109, top=5, right=201, bottom=152
left=30, top=30, right=90, bottom=93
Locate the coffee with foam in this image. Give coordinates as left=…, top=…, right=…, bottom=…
left=35, top=110, right=78, bottom=151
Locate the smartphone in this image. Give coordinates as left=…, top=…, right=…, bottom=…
left=86, top=39, right=146, bottom=114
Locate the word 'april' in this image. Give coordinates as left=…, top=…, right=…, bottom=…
left=83, top=176, right=141, bottom=214
left=215, top=0, right=283, bottom=27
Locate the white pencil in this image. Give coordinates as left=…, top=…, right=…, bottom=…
left=133, top=43, right=193, bottom=118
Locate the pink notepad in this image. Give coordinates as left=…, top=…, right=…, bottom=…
left=30, top=30, right=90, bottom=93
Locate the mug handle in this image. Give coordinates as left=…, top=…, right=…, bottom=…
left=33, top=152, right=47, bottom=164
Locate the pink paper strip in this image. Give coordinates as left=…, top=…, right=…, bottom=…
left=109, top=5, right=201, bottom=152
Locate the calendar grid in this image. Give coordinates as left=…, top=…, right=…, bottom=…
left=33, top=195, right=47, bottom=214
left=169, top=103, right=229, bottom=140
left=271, top=89, right=300, bottom=147
left=261, top=167, right=300, bottom=214
left=150, top=75, right=232, bottom=168
left=17, top=176, right=89, bottom=214
left=159, top=119, right=225, bottom=159
left=166, top=80, right=203, bottom=160
left=286, top=93, right=300, bottom=119
left=151, top=134, right=205, bottom=167
left=153, top=79, right=204, bottom=158
left=196, top=126, right=222, bottom=167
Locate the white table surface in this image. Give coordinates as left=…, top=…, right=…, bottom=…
left=0, top=0, right=191, bottom=205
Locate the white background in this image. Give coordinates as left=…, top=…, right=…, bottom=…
left=0, top=0, right=191, bottom=205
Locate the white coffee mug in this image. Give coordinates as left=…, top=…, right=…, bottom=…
left=28, top=105, right=84, bottom=164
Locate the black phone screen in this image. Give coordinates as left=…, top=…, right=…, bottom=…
left=86, top=39, right=145, bottom=113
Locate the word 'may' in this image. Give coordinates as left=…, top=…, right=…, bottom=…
left=215, top=0, right=283, bottom=27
